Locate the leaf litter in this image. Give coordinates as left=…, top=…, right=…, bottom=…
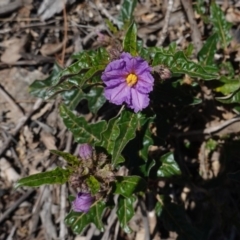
left=1, top=0, right=240, bottom=239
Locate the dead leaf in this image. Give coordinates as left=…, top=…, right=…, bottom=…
left=40, top=41, right=65, bottom=56
left=1, top=36, right=27, bottom=64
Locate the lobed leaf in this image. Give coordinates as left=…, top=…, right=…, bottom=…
left=62, top=86, right=106, bottom=113
left=65, top=201, right=106, bottom=234
left=50, top=150, right=80, bottom=166
left=157, top=152, right=181, bottom=177
left=60, top=104, right=107, bottom=144
left=100, top=109, right=144, bottom=165
left=152, top=49, right=218, bottom=80
left=15, top=167, right=71, bottom=188
left=116, top=195, right=136, bottom=233
left=113, top=176, right=147, bottom=198
left=29, top=64, right=63, bottom=99
left=29, top=49, right=108, bottom=101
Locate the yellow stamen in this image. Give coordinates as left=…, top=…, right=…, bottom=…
left=126, top=73, right=138, bottom=87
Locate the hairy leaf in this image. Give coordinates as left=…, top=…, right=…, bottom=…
left=117, top=195, right=136, bottom=233
left=123, top=22, right=138, bottom=56
left=60, top=104, right=107, bottom=144
left=118, top=0, right=137, bottom=28
left=198, top=33, right=218, bottom=65
left=157, top=152, right=181, bottom=177
left=29, top=64, right=63, bottom=99
left=210, top=2, right=232, bottom=49
left=152, top=49, right=218, bottom=80
left=100, top=109, right=144, bottom=165
left=113, top=176, right=147, bottom=197
left=65, top=201, right=106, bottom=234
left=50, top=150, right=80, bottom=166
left=15, top=167, right=71, bottom=188
left=215, top=76, right=240, bottom=95
left=62, top=86, right=106, bottom=113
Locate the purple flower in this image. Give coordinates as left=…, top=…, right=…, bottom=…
left=72, top=192, right=93, bottom=213
left=101, top=52, right=154, bottom=112
left=79, top=144, right=93, bottom=160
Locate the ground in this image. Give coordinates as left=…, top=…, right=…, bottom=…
left=1, top=0, right=240, bottom=239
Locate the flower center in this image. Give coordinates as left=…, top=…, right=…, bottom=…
left=126, top=73, right=138, bottom=87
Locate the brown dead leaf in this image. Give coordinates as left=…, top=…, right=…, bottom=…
left=1, top=36, right=27, bottom=64
left=40, top=41, right=65, bottom=56
left=40, top=131, right=57, bottom=150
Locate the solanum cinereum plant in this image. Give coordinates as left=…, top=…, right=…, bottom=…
left=15, top=1, right=233, bottom=235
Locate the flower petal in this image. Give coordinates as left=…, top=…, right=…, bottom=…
left=129, top=88, right=150, bottom=112
left=104, top=83, right=130, bottom=105
left=135, top=72, right=154, bottom=93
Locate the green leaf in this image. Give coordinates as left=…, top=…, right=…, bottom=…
left=194, top=0, right=209, bottom=23
left=118, top=0, right=137, bottom=28
left=155, top=200, right=163, bottom=217
left=205, top=138, right=218, bottom=151
left=62, top=86, right=106, bottom=113
left=86, top=176, right=100, bottom=194
left=65, top=201, right=106, bottom=234
left=210, top=2, right=232, bottom=49
left=184, top=43, right=194, bottom=58
left=117, top=195, right=136, bottom=233
left=113, top=176, right=147, bottom=198
left=100, top=110, right=143, bottom=165
left=152, top=48, right=218, bottom=80
left=29, top=64, right=63, bottom=99
left=161, top=201, right=203, bottom=240
left=50, top=150, right=80, bottom=166
left=123, top=22, right=138, bottom=56
left=215, top=76, right=240, bottom=95
left=68, top=64, right=106, bottom=87
left=198, top=33, right=218, bottom=65
left=157, top=152, right=181, bottom=177
left=30, top=48, right=108, bottom=101
left=60, top=104, right=107, bottom=144
left=15, top=167, right=71, bottom=188
left=216, top=88, right=240, bottom=104
left=139, top=117, right=154, bottom=161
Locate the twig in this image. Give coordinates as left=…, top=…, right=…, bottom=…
left=0, top=189, right=35, bottom=224
left=28, top=186, right=47, bottom=237
left=60, top=5, right=68, bottom=67
left=0, top=0, right=23, bottom=16
left=139, top=198, right=150, bottom=240
left=157, top=0, right=174, bottom=46
left=173, top=115, right=240, bottom=138
left=59, top=132, right=72, bottom=240
left=94, top=1, right=121, bottom=27
left=0, top=84, right=24, bottom=117
left=0, top=99, right=44, bottom=156
left=6, top=225, right=17, bottom=240
left=180, top=0, right=203, bottom=53
left=59, top=184, right=67, bottom=240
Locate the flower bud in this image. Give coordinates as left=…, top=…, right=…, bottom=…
left=79, top=144, right=93, bottom=160
left=72, top=192, right=93, bottom=213
left=152, top=65, right=172, bottom=80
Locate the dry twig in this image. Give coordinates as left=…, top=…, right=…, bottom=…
left=157, top=0, right=174, bottom=46
left=180, top=0, right=203, bottom=53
